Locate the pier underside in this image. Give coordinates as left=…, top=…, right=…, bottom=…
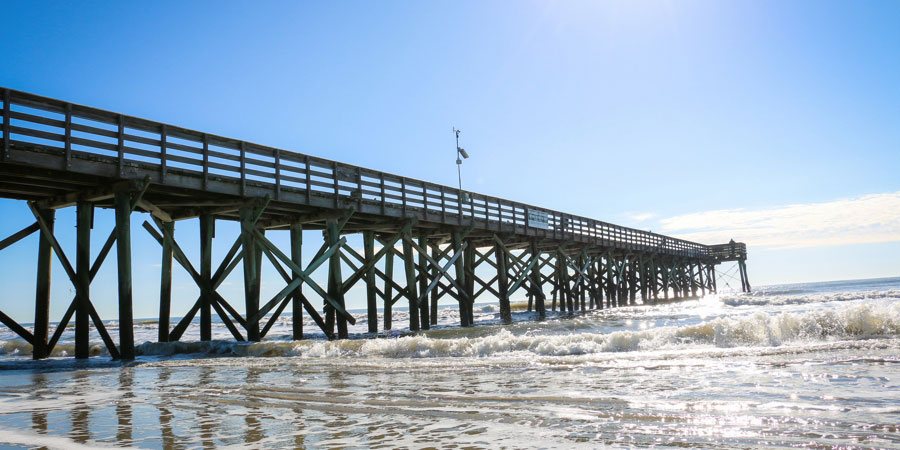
left=0, top=88, right=749, bottom=360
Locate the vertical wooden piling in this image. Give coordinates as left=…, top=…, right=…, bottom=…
left=383, top=247, right=394, bottom=330
left=325, top=218, right=348, bottom=338
left=596, top=262, right=603, bottom=309
left=75, top=201, right=92, bottom=359
left=402, top=235, right=420, bottom=331
left=550, top=255, right=558, bottom=312
left=114, top=191, right=135, bottom=360
left=199, top=214, right=213, bottom=342
left=530, top=241, right=546, bottom=319
left=690, top=263, right=699, bottom=297
left=628, top=259, right=637, bottom=305
left=451, top=231, right=468, bottom=327
left=240, top=208, right=262, bottom=341
left=32, top=207, right=54, bottom=359
left=738, top=259, right=751, bottom=292
left=606, top=254, right=616, bottom=308
left=662, top=261, right=670, bottom=300
left=495, top=240, right=512, bottom=324
left=651, top=260, right=660, bottom=302
left=158, top=221, right=174, bottom=342
left=577, top=254, right=587, bottom=311
left=429, top=243, right=439, bottom=325
left=417, top=236, right=430, bottom=329
left=290, top=222, right=304, bottom=339
left=697, top=262, right=706, bottom=297
left=363, top=231, right=377, bottom=334
left=464, top=241, right=476, bottom=326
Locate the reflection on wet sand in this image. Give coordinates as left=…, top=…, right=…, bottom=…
left=70, top=370, right=90, bottom=444
left=244, top=366, right=264, bottom=446
left=157, top=367, right=181, bottom=450
left=30, top=372, right=48, bottom=450
left=290, top=366, right=307, bottom=450
left=116, top=368, right=133, bottom=445
left=197, top=366, right=217, bottom=449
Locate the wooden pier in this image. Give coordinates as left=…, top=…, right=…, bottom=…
left=0, top=88, right=750, bottom=360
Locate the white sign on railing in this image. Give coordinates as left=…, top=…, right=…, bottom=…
left=527, top=209, right=549, bottom=230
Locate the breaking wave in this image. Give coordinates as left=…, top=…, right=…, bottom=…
left=0, top=340, right=106, bottom=358
left=720, top=289, right=900, bottom=307
left=134, top=302, right=900, bottom=359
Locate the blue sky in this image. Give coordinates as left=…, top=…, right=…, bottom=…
left=1, top=1, right=898, bottom=321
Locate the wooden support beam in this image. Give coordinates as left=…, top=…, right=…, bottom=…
left=240, top=206, right=262, bottom=342
left=260, top=237, right=333, bottom=339
left=606, top=252, right=616, bottom=307
left=340, top=224, right=410, bottom=293
left=114, top=191, right=135, bottom=359
left=0, top=310, right=34, bottom=346
left=739, top=259, right=751, bottom=292
left=291, top=222, right=304, bottom=339
left=363, top=231, right=378, bottom=334
left=402, top=235, right=420, bottom=331
left=417, top=236, right=430, bottom=329
left=211, top=296, right=245, bottom=341
left=0, top=222, right=39, bottom=252
left=32, top=208, right=53, bottom=359
left=158, top=221, right=174, bottom=342
left=74, top=202, right=92, bottom=359
left=451, top=231, right=469, bottom=327
left=495, top=238, right=512, bottom=324
left=530, top=241, right=546, bottom=319
left=557, top=249, right=574, bottom=313
left=199, top=215, right=214, bottom=341
left=698, top=261, right=706, bottom=296
left=144, top=218, right=244, bottom=343
left=464, top=241, right=476, bottom=326
left=415, top=242, right=466, bottom=309
left=136, top=198, right=173, bottom=223
left=405, top=237, right=469, bottom=307
left=253, top=228, right=356, bottom=326
left=429, top=243, right=440, bottom=325
left=384, top=245, right=394, bottom=330
left=325, top=218, right=349, bottom=338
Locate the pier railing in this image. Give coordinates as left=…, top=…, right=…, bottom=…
left=2, top=88, right=712, bottom=258
left=706, top=242, right=747, bottom=261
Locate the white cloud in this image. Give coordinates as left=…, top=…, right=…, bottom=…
left=625, top=211, right=657, bottom=222
left=658, top=191, right=900, bottom=249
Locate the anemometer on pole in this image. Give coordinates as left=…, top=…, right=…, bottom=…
left=453, top=127, right=470, bottom=203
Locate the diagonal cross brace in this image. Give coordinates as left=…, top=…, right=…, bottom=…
left=416, top=242, right=466, bottom=307
left=249, top=235, right=343, bottom=325
left=340, top=224, right=411, bottom=292
left=253, top=228, right=357, bottom=325
left=143, top=220, right=247, bottom=339
left=403, top=236, right=469, bottom=304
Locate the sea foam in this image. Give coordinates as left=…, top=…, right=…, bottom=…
left=719, top=289, right=900, bottom=307
left=129, top=301, right=900, bottom=359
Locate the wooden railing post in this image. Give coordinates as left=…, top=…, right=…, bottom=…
left=160, top=124, right=167, bottom=183
left=2, top=88, right=9, bottom=160
left=64, top=103, right=72, bottom=170
left=117, top=115, right=125, bottom=177
left=274, top=149, right=282, bottom=200
left=202, top=134, right=209, bottom=190
left=240, top=141, right=247, bottom=196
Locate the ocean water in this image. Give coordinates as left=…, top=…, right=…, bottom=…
left=0, top=277, right=898, bottom=449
